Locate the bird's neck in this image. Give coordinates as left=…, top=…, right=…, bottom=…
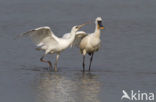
left=93, top=23, right=101, bottom=38
left=68, top=30, right=76, bottom=44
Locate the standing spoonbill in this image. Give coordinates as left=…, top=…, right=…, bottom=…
left=21, top=23, right=86, bottom=72
left=69, top=17, right=104, bottom=72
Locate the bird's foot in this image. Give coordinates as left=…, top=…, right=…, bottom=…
left=47, top=61, right=53, bottom=72
left=88, top=68, right=91, bottom=72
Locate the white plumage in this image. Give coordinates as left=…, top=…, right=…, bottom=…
left=63, top=31, right=87, bottom=47
left=21, top=24, right=86, bottom=71
left=72, top=17, right=104, bottom=71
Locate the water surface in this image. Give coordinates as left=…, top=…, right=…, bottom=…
left=0, top=0, right=156, bottom=102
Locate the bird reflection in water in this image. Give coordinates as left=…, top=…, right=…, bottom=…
left=79, top=73, right=101, bottom=102
left=37, top=72, right=101, bottom=102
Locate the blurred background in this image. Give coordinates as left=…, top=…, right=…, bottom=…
left=0, top=0, right=156, bottom=102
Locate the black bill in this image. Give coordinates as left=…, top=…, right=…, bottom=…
left=98, top=21, right=104, bottom=29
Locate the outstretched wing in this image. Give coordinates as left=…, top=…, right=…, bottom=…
left=21, top=26, right=58, bottom=47
left=62, top=31, right=87, bottom=47
left=73, top=31, right=87, bottom=47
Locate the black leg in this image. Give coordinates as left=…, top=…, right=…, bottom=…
left=40, top=55, right=52, bottom=71
left=82, top=55, right=85, bottom=72
left=89, top=53, right=94, bottom=71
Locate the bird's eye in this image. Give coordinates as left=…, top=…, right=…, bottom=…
left=76, top=26, right=78, bottom=29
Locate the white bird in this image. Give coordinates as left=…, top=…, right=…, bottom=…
left=21, top=23, right=86, bottom=72
left=66, top=17, right=104, bottom=71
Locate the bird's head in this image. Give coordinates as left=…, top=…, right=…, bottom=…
left=96, top=17, right=104, bottom=30
left=71, top=23, right=87, bottom=32
left=71, top=26, right=80, bottom=32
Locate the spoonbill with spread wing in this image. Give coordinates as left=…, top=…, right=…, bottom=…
left=21, top=23, right=86, bottom=72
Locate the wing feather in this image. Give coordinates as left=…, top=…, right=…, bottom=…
left=62, top=33, right=71, bottom=39
left=72, top=31, right=87, bottom=47
left=21, top=26, right=58, bottom=47
left=62, top=31, right=87, bottom=47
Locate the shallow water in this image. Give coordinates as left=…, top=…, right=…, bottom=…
left=0, top=0, right=156, bottom=102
